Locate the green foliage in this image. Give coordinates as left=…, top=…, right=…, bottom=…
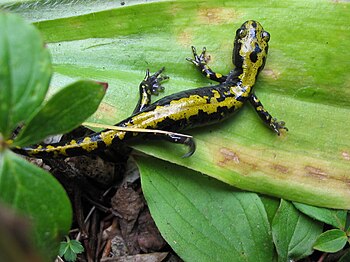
left=0, top=11, right=51, bottom=138
left=139, top=157, right=275, bottom=262
left=271, top=200, right=323, bottom=261
left=13, top=80, right=106, bottom=146
left=313, top=229, right=348, bottom=253
left=140, top=158, right=349, bottom=261
left=2, top=0, right=349, bottom=261
left=59, top=237, right=84, bottom=262
left=293, top=202, right=347, bottom=229
left=12, top=0, right=349, bottom=209
left=0, top=12, right=105, bottom=259
left=0, top=150, right=72, bottom=258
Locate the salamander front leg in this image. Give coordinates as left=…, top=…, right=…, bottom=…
left=133, top=68, right=168, bottom=114
left=249, top=93, right=288, bottom=135
left=186, top=46, right=227, bottom=83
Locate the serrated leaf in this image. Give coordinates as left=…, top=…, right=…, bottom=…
left=63, top=248, right=77, bottom=262
left=13, top=80, right=105, bottom=147
left=69, top=240, right=84, bottom=254
left=0, top=12, right=51, bottom=138
left=139, top=156, right=274, bottom=262
left=0, top=150, right=72, bottom=259
left=59, top=242, right=70, bottom=257
left=272, top=200, right=323, bottom=261
left=4, top=0, right=350, bottom=208
left=59, top=239, right=83, bottom=261
left=293, top=202, right=347, bottom=229
left=313, top=229, right=348, bottom=253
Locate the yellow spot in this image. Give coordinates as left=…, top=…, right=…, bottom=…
left=100, top=131, right=115, bottom=146
left=30, top=145, right=43, bottom=155
left=44, top=145, right=68, bottom=157
left=211, top=90, right=221, bottom=99
left=215, top=73, right=222, bottom=78
left=118, top=132, right=126, bottom=140
left=81, top=137, right=98, bottom=152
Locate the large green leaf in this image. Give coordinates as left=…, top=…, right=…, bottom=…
left=0, top=150, right=72, bottom=259
left=293, top=202, right=347, bottom=229
left=3, top=0, right=350, bottom=208
left=0, top=11, right=51, bottom=138
left=139, top=156, right=274, bottom=262
left=13, top=80, right=106, bottom=147
left=313, top=229, right=348, bottom=253
left=272, top=200, right=323, bottom=261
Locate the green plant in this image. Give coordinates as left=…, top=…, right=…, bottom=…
left=0, top=12, right=105, bottom=259
left=2, top=0, right=349, bottom=261
left=59, top=236, right=84, bottom=262
left=139, top=157, right=350, bottom=261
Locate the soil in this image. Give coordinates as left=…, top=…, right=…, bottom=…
left=37, top=132, right=182, bottom=262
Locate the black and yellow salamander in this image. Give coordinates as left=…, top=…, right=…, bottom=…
left=13, top=20, right=287, bottom=158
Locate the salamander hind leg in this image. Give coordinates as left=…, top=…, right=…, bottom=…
left=133, top=67, right=169, bottom=114
left=147, top=132, right=196, bottom=158
left=186, top=46, right=227, bottom=83
left=249, top=94, right=288, bottom=135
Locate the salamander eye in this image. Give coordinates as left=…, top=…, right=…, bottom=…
left=236, top=28, right=247, bottom=38
left=262, top=31, right=270, bottom=42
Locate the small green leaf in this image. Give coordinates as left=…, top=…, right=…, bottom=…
left=139, top=157, right=274, bottom=262
left=0, top=12, right=51, bottom=138
left=293, top=202, right=347, bottom=229
left=62, top=248, right=77, bottom=262
left=13, top=80, right=105, bottom=146
left=59, top=239, right=84, bottom=262
left=272, top=200, right=323, bottom=261
left=313, top=229, right=348, bottom=253
left=59, top=241, right=70, bottom=256
left=69, top=240, right=84, bottom=254
left=0, top=150, right=72, bottom=259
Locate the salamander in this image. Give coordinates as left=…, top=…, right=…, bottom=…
left=13, top=20, right=287, bottom=158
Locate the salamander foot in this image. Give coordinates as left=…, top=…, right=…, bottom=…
left=142, top=67, right=169, bottom=95
left=186, top=46, right=209, bottom=68
left=270, top=119, right=288, bottom=135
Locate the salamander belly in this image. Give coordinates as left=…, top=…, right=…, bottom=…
left=127, top=86, right=244, bottom=131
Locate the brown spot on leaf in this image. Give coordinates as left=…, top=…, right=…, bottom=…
left=271, top=164, right=289, bottom=174
left=331, top=0, right=345, bottom=3
left=218, top=147, right=240, bottom=166
left=177, top=28, right=193, bottom=47
left=198, top=8, right=239, bottom=25
left=342, top=151, right=350, bottom=161
left=305, top=166, right=328, bottom=180
left=92, top=102, right=119, bottom=123
left=261, top=68, right=280, bottom=80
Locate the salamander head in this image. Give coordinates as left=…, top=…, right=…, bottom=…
left=233, top=20, right=270, bottom=74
